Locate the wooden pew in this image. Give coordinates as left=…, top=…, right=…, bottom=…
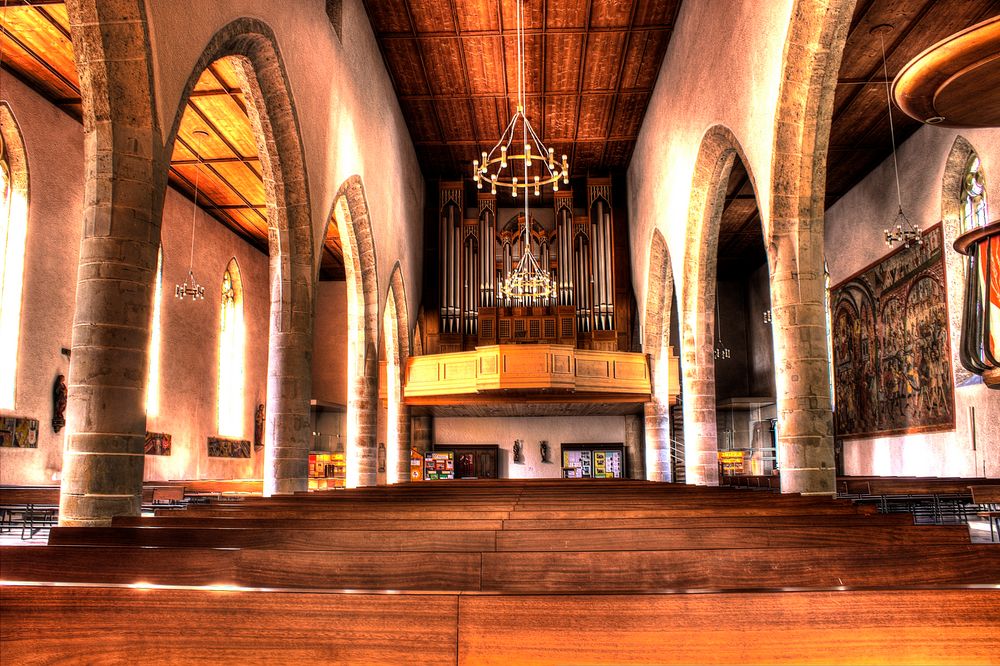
left=5, top=544, right=997, bottom=593
left=47, top=523, right=969, bottom=551
left=0, top=586, right=458, bottom=665
left=0, top=546, right=479, bottom=591
left=456, top=589, right=1000, bottom=665
left=48, top=526, right=498, bottom=551
left=113, top=515, right=507, bottom=530
left=113, top=512, right=911, bottom=530
left=2, top=585, right=997, bottom=664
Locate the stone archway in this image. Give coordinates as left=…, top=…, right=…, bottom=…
left=60, top=0, right=163, bottom=525
left=382, top=263, right=411, bottom=484
left=643, top=228, right=675, bottom=482
left=328, top=176, right=379, bottom=488
left=767, top=0, right=859, bottom=495
left=681, top=125, right=760, bottom=486
left=163, top=19, right=314, bottom=497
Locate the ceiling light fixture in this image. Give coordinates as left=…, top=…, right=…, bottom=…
left=479, top=0, right=561, bottom=300
left=873, top=25, right=922, bottom=249
left=175, top=130, right=209, bottom=301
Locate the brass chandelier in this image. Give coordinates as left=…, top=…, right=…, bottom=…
left=475, top=0, right=565, bottom=300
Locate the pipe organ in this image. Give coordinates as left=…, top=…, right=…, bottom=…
left=435, top=178, right=622, bottom=353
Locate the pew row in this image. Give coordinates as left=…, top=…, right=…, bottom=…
left=2, top=586, right=997, bottom=665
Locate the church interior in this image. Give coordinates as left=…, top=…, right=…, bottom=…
left=1, top=0, right=999, bottom=663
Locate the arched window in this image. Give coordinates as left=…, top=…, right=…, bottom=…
left=961, top=155, right=988, bottom=233
left=145, top=246, right=163, bottom=416
left=0, top=107, right=28, bottom=411
left=218, top=259, right=245, bottom=437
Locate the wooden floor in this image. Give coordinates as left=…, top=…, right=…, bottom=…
left=2, top=479, right=998, bottom=664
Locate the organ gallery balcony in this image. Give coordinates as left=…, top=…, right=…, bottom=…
left=403, top=344, right=680, bottom=408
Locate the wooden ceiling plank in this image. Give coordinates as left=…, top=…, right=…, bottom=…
left=167, top=168, right=268, bottom=254
left=0, top=16, right=79, bottom=95
left=831, top=0, right=936, bottom=126
left=400, top=0, right=453, bottom=173
left=191, top=92, right=258, bottom=158
left=569, top=0, right=594, bottom=176
left=33, top=5, right=72, bottom=42
left=600, top=1, right=640, bottom=169
left=379, top=25, right=676, bottom=38
left=448, top=0, right=481, bottom=157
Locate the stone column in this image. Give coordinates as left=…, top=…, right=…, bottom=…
left=396, top=405, right=412, bottom=483
left=356, top=344, right=379, bottom=486
left=411, top=415, right=432, bottom=453
left=770, top=223, right=835, bottom=495
left=682, top=315, right=720, bottom=486
left=263, top=204, right=315, bottom=495
left=643, top=401, right=672, bottom=482
left=59, top=0, right=161, bottom=526
left=623, top=413, right=644, bottom=480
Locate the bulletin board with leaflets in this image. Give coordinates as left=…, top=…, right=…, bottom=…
left=561, top=444, right=625, bottom=479
left=424, top=451, right=455, bottom=480
left=718, top=449, right=748, bottom=476
left=308, top=451, right=346, bottom=490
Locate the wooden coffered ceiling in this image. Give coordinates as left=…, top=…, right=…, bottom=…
left=362, top=0, right=683, bottom=178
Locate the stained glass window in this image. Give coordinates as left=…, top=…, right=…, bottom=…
left=0, top=112, right=28, bottom=411
left=961, top=156, right=988, bottom=233
left=218, top=260, right=246, bottom=437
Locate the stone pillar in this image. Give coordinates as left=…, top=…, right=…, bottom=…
left=411, top=415, right=432, bottom=453
left=59, top=0, right=161, bottom=526
left=770, top=224, right=835, bottom=495
left=356, top=344, right=379, bottom=486
left=263, top=192, right=315, bottom=494
left=623, top=414, right=644, bottom=480
left=643, top=401, right=672, bottom=482
left=682, top=316, right=720, bottom=486
left=396, top=405, right=411, bottom=483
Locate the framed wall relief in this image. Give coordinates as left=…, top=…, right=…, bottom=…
left=207, top=437, right=252, bottom=458
left=144, top=432, right=172, bottom=456
left=0, top=416, right=39, bottom=448
left=831, top=224, right=955, bottom=439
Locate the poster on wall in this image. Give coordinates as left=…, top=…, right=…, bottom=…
left=207, top=437, right=252, bottom=458
left=144, top=431, right=172, bottom=456
left=831, top=224, right=955, bottom=439
left=0, top=416, right=39, bottom=448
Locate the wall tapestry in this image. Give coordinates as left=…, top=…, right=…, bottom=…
left=831, top=224, right=954, bottom=439
left=144, top=431, right=172, bottom=456
left=208, top=436, right=251, bottom=458
left=0, top=416, right=39, bottom=448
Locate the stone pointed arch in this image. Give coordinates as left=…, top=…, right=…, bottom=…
left=163, top=19, right=314, bottom=496
left=382, top=262, right=411, bottom=484
left=643, top=228, right=675, bottom=482
left=942, top=135, right=980, bottom=386
left=681, top=125, right=761, bottom=486
left=60, top=0, right=163, bottom=525
left=768, top=0, right=859, bottom=495
left=328, top=175, right=379, bottom=487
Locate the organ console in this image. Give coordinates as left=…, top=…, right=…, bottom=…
left=433, top=178, right=625, bottom=353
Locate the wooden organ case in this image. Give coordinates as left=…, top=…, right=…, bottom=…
left=433, top=178, right=624, bottom=353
